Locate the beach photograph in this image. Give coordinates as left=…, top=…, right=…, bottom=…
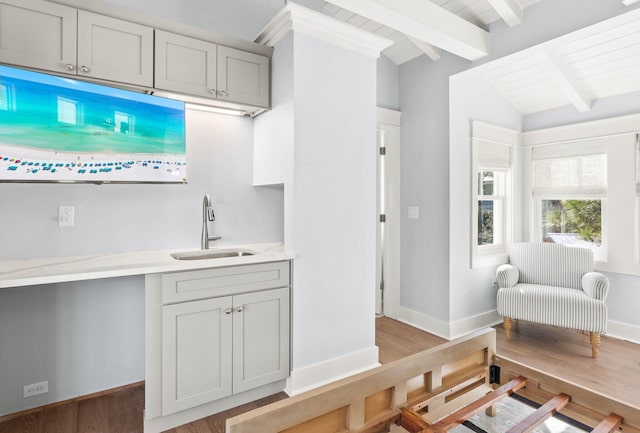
left=0, top=65, right=187, bottom=183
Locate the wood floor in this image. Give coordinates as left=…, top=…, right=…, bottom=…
left=1, top=317, right=637, bottom=433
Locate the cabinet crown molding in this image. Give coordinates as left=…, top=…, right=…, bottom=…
left=255, top=2, right=393, bottom=58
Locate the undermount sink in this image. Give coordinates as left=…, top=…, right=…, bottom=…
left=170, top=249, right=256, bottom=260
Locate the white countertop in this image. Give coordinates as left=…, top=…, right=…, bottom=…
left=0, top=242, right=291, bottom=289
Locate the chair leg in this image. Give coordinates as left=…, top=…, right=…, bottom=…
left=590, top=332, right=600, bottom=358
left=504, top=317, right=512, bottom=340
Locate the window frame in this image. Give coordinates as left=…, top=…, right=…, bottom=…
left=470, top=121, right=517, bottom=269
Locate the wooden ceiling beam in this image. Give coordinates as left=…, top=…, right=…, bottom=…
left=325, top=0, right=490, bottom=60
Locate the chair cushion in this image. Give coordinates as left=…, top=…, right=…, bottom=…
left=509, top=242, right=594, bottom=290
left=497, top=283, right=607, bottom=334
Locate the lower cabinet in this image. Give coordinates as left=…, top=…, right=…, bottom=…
left=157, top=262, right=290, bottom=418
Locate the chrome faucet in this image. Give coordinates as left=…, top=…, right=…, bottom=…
left=201, top=194, right=221, bottom=249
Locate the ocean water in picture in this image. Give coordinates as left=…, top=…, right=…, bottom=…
left=0, top=65, right=187, bottom=183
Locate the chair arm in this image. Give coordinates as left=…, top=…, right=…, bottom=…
left=496, top=264, right=519, bottom=288
left=582, top=272, right=609, bottom=301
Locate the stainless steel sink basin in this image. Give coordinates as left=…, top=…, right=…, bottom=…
left=170, top=249, right=256, bottom=260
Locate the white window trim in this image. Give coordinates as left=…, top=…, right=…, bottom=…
left=522, top=113, right=640, bottom=275
left=471, top=121, right=518, bottom=269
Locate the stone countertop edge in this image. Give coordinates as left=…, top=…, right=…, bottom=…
left=0, top=242, right=291, bottom=289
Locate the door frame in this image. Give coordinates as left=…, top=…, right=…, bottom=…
left=376, top=107, right=401, bottom=319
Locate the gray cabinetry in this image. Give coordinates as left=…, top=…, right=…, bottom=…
left=0, top=0, right=77, bottom=73
left=157, top=261, right=290, bottom=417
left=77, top=11, right=153, bottom=86
left=0, top=0, right=153, bottom=86
left=155, top=30, right=270, bottom=107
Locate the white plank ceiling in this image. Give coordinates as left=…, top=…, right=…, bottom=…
left=483, top=16, right=640, bottom=114
left=322, top=0, right=540, bottom=65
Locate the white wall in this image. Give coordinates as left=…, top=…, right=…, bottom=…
left=0, top=111, right=284, bottom=414
left=290, top=32, right=377, bottom=371
left=448, top=73, right=522, bottom=324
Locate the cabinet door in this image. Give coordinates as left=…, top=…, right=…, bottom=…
left=232, top=287, right=289, bottom=394
left=77, top=10, right=153, bottom=86
left=155, top=29, right=217, bottom=98
left=162, top=296, right=233, bottom=415
left=0, top=0, right=76, bottom=73
left=217, top=46, right=270, bottom=107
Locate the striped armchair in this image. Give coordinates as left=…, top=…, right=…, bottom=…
left=496, top=242, right=609, bottom=358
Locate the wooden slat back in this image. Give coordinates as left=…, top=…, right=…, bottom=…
left=226, top=328, right=496, bottom=433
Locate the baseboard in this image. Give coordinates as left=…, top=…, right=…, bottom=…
left=450, top=310, right=503, bottom=340
left=607, top=320, right=640, bottom=344
left=285, top=346, right=380, bottom=396
left=398, top=307, right=451, bottom=339
left=0, top=381, right=144, bottom=422
left=398, top=307, right=502, bottom=340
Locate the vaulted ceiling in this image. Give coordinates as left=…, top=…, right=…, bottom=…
left=316, top=0, right=640, bottom=116
left=321, top=0, right=541, bottom=64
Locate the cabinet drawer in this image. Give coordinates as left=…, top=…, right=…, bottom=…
left=162, top=261, right=289, bottom=304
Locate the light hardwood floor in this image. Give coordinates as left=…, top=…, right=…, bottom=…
left=1, top=317, right=637, bottom=433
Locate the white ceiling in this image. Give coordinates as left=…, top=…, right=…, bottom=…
left=317, top=0, right=640, bottom=116
left=322, top=0, right=541, bottom=65
left=483, top=13, right=640, bottom=115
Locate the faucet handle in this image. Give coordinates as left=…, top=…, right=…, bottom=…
left=207, top=207, right=216, bottom=221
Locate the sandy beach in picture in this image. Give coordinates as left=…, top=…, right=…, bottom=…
left=0, top=143, right=186, bottom=183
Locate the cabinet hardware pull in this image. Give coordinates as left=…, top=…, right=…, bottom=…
left=209, top=89, right=216, bottom=94
left=80, top=65, right=90, bottom=73
left=225, top=308, right=233, bottom=314
left=218, top=90, right=227, bottom=97
left=65, top=64, right=75, bottom=71
left=236, top=306, right=243, bottom=313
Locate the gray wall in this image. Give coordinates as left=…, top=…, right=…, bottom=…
left=377, top=56, right=400, bottom=111
left=96, top=0, right=286, bottom=41
left=398, top=0, right=638, bottom=329
left=0, top=111, right=284, bottom=414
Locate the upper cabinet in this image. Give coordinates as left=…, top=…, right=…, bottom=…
left=0, top=0, right=153, bottom=87
left=77, top=11, right=153, bottom=86
left=0, top=0, right=77, bottom=73
left=0, top=0, right=270, bottom=112
left=155, top=30, right=270, bottom=108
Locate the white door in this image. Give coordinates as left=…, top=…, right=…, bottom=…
left=376, top=108, right=401, bottom=318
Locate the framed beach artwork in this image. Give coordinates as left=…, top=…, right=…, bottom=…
left=0, top=65, right=186, bottom=183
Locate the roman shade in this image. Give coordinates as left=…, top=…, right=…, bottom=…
left=532, top=138, right=607, bottom=198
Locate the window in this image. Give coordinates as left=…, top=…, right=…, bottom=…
left=471, top=121, right=517, bottom=268
left=0, top=83, right=15, bottom=111
left=477, top=170, right=505, bottom=248
left=57, top=97, right=79, bottom=124
left=532, top=140, right=607, bottom=261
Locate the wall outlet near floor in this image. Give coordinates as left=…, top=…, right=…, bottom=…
left=23, top=380, right=48, bottom=398
left=58, top=206, right=75, bottom=227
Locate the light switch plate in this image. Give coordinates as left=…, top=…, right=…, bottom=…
left=408, top=206, right=419, bottom=219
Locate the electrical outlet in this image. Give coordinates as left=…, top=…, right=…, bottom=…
left=23, top=381, right=48, bottom=398
left=58, top=206, right=75, bottom=227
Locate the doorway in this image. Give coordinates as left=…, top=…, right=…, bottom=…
left=376, top=108, right=401, bottom=318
